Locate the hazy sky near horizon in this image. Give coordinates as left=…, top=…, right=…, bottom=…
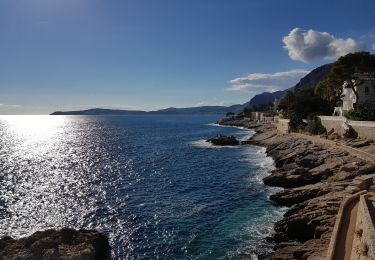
left=1, top=0, right=375, bottom=114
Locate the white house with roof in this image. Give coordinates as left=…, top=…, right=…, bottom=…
left=355, top=73, right=375, bottom=102
left=333, top=74, right=375, bottom=117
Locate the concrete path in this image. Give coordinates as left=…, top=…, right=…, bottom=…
left=291, top=133, right=375, bottom=163
left=332, top=198, right=359, bottom=260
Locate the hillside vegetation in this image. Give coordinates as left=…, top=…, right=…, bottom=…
left=280, top=52, right=375, bottom=122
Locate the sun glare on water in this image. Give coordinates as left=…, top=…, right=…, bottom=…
left=0, top=115, right=102, bottom=237
left=0, top=115, right=65, bottom=138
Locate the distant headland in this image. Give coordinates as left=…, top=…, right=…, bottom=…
left=50, top=105, right=243, bottom=115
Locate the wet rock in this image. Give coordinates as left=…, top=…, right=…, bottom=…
left=206, top=135, right=239, bottom=146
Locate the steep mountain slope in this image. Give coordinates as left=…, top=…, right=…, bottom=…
left=293, top=63, right=332, bottom=91
left=242, top=91, right=286, bottom=109
left=241, top=63, right=332, bottom=110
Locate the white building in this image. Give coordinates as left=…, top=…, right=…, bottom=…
left=354, top=73, right=375, bottom=103
left=251, top=111, right=264, bottom=121
left=333, top=74, right=375, bottom=117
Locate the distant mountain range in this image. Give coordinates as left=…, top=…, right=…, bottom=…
left=51, top=64, right=332, bottom=116
left=51, top=105, right=243, bottom=116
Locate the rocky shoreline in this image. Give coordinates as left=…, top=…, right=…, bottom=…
left=0, top=229, right=110, bottom=260
left=219, top=118, right=375, bottom=259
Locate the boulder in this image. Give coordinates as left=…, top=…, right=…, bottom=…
left=206, top=135, right=239, bottom=146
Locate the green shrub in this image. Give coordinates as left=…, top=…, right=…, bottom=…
left=305, top=114, right=326, bottom=135
left=279, top=89, right=331, bottom=119
left=226, top=112, right=235, bottom=117
left=346, top=102, right=375, bottom=121
left=289, top=113, right=305, bottom=132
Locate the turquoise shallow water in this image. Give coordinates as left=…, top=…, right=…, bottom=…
left=0, top=115, right=285, bottom=259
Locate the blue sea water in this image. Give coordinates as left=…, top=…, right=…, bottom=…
left=0, top=115, right=285, bottom=259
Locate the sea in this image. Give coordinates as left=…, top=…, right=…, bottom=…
left=0, top=115, right=285, bottom=259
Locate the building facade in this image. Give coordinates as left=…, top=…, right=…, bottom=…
left=333, top=74, right=375, bottom=117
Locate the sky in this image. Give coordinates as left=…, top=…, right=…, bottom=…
left=0, top=0, right=375, bottom=114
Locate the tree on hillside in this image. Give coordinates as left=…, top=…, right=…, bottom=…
left=279, top=89, right=331, bottom=119
left=315, top=52, right=375, bottom=105
left=226, top=111, right=235, bottom=117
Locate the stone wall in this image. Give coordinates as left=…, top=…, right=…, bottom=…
left=319, top=116, right=347, bottom=136
left=350, top=194, right=375, bottom=260
left=263, top=116, right=274, bottom=123
left=277, top=119, right=290, bottom=134
left=326, top=191, right=367, bottom=259
left=350, top=121, right=375, bottom=140
left=319, top=116, right=375, bottom=140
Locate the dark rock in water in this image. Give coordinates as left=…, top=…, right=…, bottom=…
left=206, top=135, right=239, bottom=146
left=0, top=228, right=110, bottom=260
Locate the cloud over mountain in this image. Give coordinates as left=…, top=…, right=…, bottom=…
left=283, top=28, right=366, bottom=63
left=228, top=69, right=309, bottom=92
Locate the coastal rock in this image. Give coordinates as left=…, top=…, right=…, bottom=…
left=0, top=229, right=110, bottom=260
left=269, top=183, right=338, bottom=207
left=347, top=139, right=372, bottom=148
left=219, top=118, right=375, bottom=260
left=263, top=169, right=316, bottom=188
left=206, top=135, right=239, bottom=146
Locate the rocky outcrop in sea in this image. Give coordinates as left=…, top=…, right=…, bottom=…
left=206, top=135, right=240, bottom=146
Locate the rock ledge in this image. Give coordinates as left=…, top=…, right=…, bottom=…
left=0, top=228, right=110, bottom=260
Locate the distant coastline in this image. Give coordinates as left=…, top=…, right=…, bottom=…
left=50, top=105, right=242, bottom=115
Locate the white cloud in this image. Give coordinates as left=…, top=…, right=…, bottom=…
left=283, top=28, right=366, bottom=63
left=228, top=69, right=309, bottom=92
left=372, top=43, right=375, bottom=50
left=0, top=103, right=21, bottom=108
